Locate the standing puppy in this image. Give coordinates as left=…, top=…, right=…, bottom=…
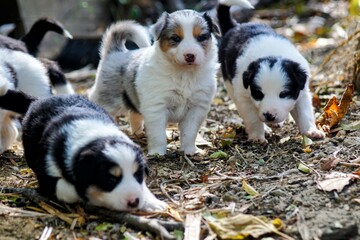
left=217, top=0, right=325, bottom=143
left=0, top=88, right=167, bottom=211
left=89, top=10, right=219, bottom=155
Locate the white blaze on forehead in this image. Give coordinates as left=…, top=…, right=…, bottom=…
left=102, top=143, right=139, bottom=174
left=256, top=61, right=286, bottom=97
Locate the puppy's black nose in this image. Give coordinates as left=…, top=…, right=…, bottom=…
left=127, top=198, right=139, bottom=208
left=185, top=54, right=195, bottom=63
left=263, top=112, right=275, bottom=121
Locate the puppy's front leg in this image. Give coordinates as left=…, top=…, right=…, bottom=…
left=291, top=92, right=325, bottom=139
left=143, top=111, right=168, bottom=155
left=179, top=106, right=208, bottom=154
left=234, top=98, right=267, bottom=143
left=141, top=184, right=168, bottom=211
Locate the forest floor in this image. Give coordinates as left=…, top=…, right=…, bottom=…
left=0, top=1, right=359, bottom=239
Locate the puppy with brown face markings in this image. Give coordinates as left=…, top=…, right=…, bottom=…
left=88, top=10, right=219, bottom=155
left=0, top=86, right=167, bottom=211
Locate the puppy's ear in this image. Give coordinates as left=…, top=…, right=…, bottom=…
left=243, top=61, right=259, bottom=89
left=203, top=13, right=220, bottom=36
left=73, top=149, right=97, bottom=189
left=150, top=12, right=169, bottom=40
left=282, top=60, right=308, bottom=90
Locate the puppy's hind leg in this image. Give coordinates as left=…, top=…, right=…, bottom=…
left=0, top=112, right=18, bottom=153
left=129, top=111, right=145, bottom=136
left=291, top=92, right=325, bottom=139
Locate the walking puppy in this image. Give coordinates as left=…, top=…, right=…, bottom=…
left=218, top=0, right=325, bottom=143
left=88, top=10, right=219, bottom=155
left=0, top=88, right=167, bottom=211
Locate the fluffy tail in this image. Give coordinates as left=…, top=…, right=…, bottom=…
left=100, top=20, right=151, bottom=58
left=21, top=17, right=73, bottom=56
left=0, top=89, right=36, bottom=115
left=218, top=0, right=254, bottom=35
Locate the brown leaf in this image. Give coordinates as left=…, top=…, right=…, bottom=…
left=316, top=84, right=354, bottom=132
left=320, top=156, right=342, bottom=171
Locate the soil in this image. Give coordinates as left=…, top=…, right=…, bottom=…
left=0, top=1, right=359, bottom=240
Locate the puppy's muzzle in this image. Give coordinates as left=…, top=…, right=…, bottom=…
left=184, top=53, right=196, bottom=63
left=127, top=197, right=140, bottom=208
left=263, top=112, right=276, bottom=122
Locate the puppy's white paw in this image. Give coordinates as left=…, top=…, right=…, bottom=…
left=248, top=135, right=268, bottom=144
left=143, top=198, right=168, bottom=211
left=303, top=128, right=326, bottom=139
left=147, top=147, right=166, bottom=156
left=181, top=145, right=205, bottom=155
left=264, top=125, right=273, bottom=134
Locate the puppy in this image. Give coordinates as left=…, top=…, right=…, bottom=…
left=89, top=10, right=219, bottom=155
left=0, top=48, right=52, bottom=153
left=217, top=0, right=325, bottom=143
left=0, top=88, right=167, bottom=211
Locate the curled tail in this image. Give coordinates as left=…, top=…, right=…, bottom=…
left=0, top=89, right=36, bottom=115
left=100, top=20, right=151, bottom=58
left=218, top=0, right=254, bottom=35
left=21, top=17, right=73, bottom=56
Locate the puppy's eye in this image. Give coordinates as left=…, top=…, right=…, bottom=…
left=170, top=35, right=181, bottom=43
left=108, top=176, right=119, bottom=185
left=133, top=167, right=144, bottom=184
left=251, top=89, right=264, bottom=101
left=197, top=34, right=210, bottom=42
left=279, top=91, right=291, bottom=99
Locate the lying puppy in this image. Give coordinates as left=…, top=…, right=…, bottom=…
left=0, top=48, right=52, bottom=153
left=0, top=88, right=167, bottom=211
left=217, top=0, right=325, bottom=143
left=89, top=10, right=219, bottom=155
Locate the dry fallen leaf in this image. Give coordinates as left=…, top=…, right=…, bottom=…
left=205, top=213, right=293, bottom=240
left=242, top=180, right=260, bottom=197
left=317, top=172, right=359, bottom=192
left=316, top=84, right=354, bottom=132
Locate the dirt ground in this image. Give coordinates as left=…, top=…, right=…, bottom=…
left=0, top=1, right=360, bottom=240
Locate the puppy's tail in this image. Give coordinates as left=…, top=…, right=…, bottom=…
left=218, top=0, right=254, bottom=35
left=0, top=89, right=36, bottom=115
left=100, top=20, right=151, bottom=58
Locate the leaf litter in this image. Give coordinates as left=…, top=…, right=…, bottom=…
left=1, top=2, right=360, bottom=240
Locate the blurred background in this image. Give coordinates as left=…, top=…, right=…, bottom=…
left=0, top=0, right=358, bottom=71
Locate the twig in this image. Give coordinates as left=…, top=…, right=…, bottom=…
left=350, top=157, right=360, bottom=163
left=339, top=162, right=360, bottom=168
left=182, top=154, right=195, bottom=167
left=160, top=182, right=181, bottom=206
left=292, top=154, right=321, bottom=179
left=39, top=226, right=53, bottom=240
left=184, top=212, right=202, bottom=240
left=0, top=187, right=183, bottom=240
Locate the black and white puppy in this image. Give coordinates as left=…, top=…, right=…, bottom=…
left=89, top=10, right=220, bottom=155
left=0, top=88, right=167, bottom=211
left=218, top=0, right=325, bottom=143
left=0, top=48, right=52, bottom=153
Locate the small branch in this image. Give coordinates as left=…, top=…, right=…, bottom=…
left=0, top=187, right=183, bottom=240
left=339, top=162, right=360, bottom=168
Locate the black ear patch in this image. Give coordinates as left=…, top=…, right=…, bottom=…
left=203, top=13, right=220, bottom=36
left=282, top=60, right=308, bottom=90
left=151, top=12, right=169, bottom=40
left=243, top=60, right=260, bottom=89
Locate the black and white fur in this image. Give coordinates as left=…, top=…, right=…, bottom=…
left=0, top=17, right=74, bottom=95
left=0, top=88, right=167, bottom=211
left=0, top=48, right=52, bottom=153
left=218, top=0, right=325, bottom=143
left=89, top=10, right=219, bottom=155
